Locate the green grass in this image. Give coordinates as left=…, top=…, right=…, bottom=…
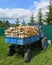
left=0, top=36, right=52, bottom=65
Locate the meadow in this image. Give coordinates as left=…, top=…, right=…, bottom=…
left=0, top=36, right=52, bottom=65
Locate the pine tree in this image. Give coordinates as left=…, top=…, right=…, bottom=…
left=21, top=19, right=26, bottom=26
left=0, top=20, right=2, bottom=27
left=46, top=0, right=52, bottom=24
left=15, top=18, right=20, bottom=26
left=30, top=14, right=34, bottom=23
left=38, top=8, right=42, bottom=24
left=5, top=20, right=10, bottom=27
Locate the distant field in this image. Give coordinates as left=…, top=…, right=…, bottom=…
left=0, top=36, right=52, bottom=65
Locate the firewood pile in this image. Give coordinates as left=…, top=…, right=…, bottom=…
left=5, top=26, right=39, bottom=38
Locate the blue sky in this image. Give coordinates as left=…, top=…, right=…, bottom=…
left=0, top=0, right=49, bottom=23
left=0, top=0, right=39, bottom=9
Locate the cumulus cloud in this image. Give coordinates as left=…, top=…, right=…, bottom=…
left=31, top=0, right=49, bottom=18
left=0, top=8, right=32, bottom=19
left=0, top=0, right=49, bottom=23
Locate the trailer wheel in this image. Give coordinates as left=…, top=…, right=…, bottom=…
left=7, top=45, right=15, bottom=56
left=24, top=49, right=31, bottom=62
left=41, top=37, right=48, bottom=50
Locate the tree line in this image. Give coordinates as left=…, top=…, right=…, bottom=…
left=0, top=0, right=52, bottom=27
left=0, top=20, right=10, bottom=27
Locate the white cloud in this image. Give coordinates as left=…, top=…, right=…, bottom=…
left=0, top=8, right=32, bottom=19
left=0, top=0, right=49, bottom=23
left=31, top=0, right=49, bottom=18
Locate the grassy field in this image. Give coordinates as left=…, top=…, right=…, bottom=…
left=0, top=36, right=52, bottom=65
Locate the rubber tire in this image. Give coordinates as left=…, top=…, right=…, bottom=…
left=7, top=47, right=15, bottom=56
left=24, top=49, right=30, bottom=62
left=41, top=37, right=48, bottom=50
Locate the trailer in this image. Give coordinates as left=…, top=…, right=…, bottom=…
left=4, top=23, right=48, bottom=62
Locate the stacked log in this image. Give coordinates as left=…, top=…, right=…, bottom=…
left=5, top=26, right=39, bottom=38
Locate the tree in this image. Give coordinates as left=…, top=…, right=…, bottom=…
left=0, top=20, right=2, bottom=24
left=2, top=20, right=10, bottom=27
left=37, top=8, right=42, bottom=24
left=30, top=14, right=35, bottom=23
left=5, top=20, right=10, bottom=27
left=15, top=18, right=20, bottom=26
left=0, top=20, right=10, bottom=27
left=46, top=0, right=52, bottom=24
left=0, top=20, right=6, bottom=27
left=0, top=20, right=2, bottom=27
left=10, top=23, right=16, bottom=27
left=21, top=19, right=27, bottom=26
left=1, top=20, right=7, bottom=27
